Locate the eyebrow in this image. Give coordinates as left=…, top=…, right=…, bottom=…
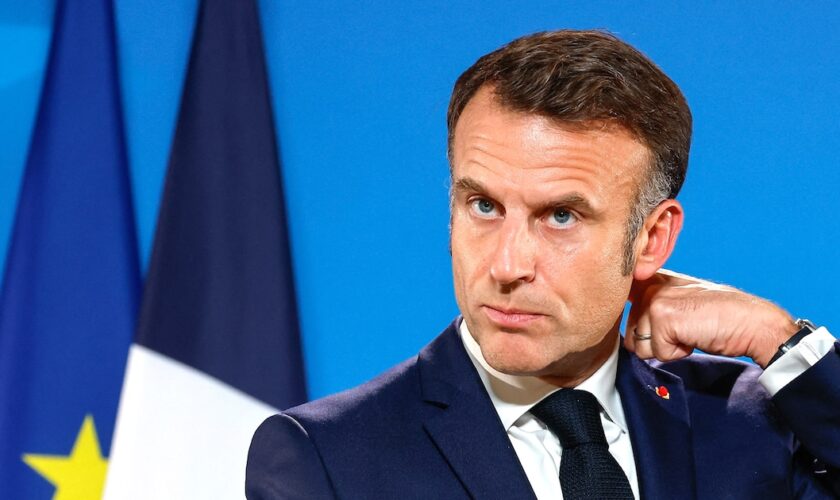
left=536, top=193, right=595, bottom=215
left=451, top=177, right=487, bottom=196
left=451, top=176, right=597, bottom=214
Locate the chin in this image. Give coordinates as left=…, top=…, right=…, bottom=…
left=488, top=359, right=551, bottom=377
left=479, top=332, right=561, bottom=376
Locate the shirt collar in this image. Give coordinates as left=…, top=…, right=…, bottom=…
left=459, top=319, right=628, bottom=433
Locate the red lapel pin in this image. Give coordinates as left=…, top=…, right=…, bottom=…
left=655, top=385, right=670, bottom=399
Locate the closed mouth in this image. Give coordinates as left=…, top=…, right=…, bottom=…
left=482, top=305, right=544, bottom=328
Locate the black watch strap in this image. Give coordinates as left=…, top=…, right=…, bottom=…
left=766, top=319, right=817, bottom=367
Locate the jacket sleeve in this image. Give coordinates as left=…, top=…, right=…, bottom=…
left=246, top=413, right=336, bottom=500
left=773, top=342, right=840, bottom=497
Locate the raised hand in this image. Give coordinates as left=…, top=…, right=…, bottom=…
left=624, top=269, right=799, bottom=368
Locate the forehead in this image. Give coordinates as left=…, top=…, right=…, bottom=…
left=451, top=88, right=650, bottom=208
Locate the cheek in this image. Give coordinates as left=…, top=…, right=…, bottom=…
left=450, top=221, right=485, bottom=302
left=451, top=215, right=494, bottom=274
left=577, top=223, right=628, bottom=273
left=584, top=237, right=633, bottom=317
left=544, top=229, right=630, bottom=315
left=450, top=250, right=469, bottom=304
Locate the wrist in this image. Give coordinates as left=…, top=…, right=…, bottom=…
left=764, top=319, right=818, bottom=368
left=751, top=307, right=798, bottom=368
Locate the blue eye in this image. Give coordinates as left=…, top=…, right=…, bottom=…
left=549, top=209, right=577, bottom=228
left=470, top=198, right=498, bottom=218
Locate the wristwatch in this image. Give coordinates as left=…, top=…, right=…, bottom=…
left=766, top=318, right=817, bottom=367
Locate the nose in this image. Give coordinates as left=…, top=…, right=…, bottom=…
left=489, top=219, right=536, bottom=286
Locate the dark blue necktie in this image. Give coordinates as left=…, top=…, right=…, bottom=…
left=530, top=389, right=634, bottom=500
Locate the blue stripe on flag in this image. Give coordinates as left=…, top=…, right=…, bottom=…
left=0, top=0, right=140, bottom=497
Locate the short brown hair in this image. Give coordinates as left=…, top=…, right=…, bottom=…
left=447, top=30, right=692, bottom=274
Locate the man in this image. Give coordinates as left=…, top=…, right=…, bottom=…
left=246, top=30, right=840, bottom=499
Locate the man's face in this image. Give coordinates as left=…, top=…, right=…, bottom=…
left=450, top=87, right=650, bottom=383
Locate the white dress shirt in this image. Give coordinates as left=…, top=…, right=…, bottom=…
left=460, top=321, right=638, bottom=500
left=459, top=320, right=836, bottom=500
left=758, top=326, right=836, bottom=395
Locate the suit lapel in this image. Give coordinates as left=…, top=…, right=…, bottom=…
left=616, top=347, right=697, bottom=500
left=418, top=321, right=537, bottom=500
left=417, top=322, right=698, bottom=499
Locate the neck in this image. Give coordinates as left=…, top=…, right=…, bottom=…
left=538, top=322, right=621, bottom=388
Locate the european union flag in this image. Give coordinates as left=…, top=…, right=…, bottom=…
left=0, top=0, right=140, bottom=498
left=105, top=0, right=306, bottom=497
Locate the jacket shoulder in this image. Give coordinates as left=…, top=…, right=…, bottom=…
left=284, top=319, right=464, bottom=433
left=246, top=413, right=336, bottom=499
left=286, top=354, right=422, bottom=432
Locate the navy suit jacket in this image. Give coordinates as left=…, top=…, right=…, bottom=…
left=246, top=320, right=840, bottom=499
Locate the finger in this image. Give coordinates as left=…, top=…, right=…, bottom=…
left=656, top=268, right=696, bottom=286
left=629, top=268, right=694, bottom=304
left=628, top=276, right=657, bottom=305
left=623, top=324, right=636, bottom=353
left=651, top=332, right=693, bottom=362
left=630, top=313, right=654, bottom=359
left=625, top=283, right=655, bottom=353
left=624, top=309, right=638, bottom=353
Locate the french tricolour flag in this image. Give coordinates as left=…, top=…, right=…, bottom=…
left=104, top=0, right=306, bottom=497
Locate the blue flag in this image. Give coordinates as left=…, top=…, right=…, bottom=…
left=0, top=0, right=140, bottom=498
left=105, top=0, right=306, bottom=496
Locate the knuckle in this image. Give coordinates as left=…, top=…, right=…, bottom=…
left=648, top=299, right=671, bottom=318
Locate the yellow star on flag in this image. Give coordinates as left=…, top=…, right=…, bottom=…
left=23, top=414, right=108, bottom=500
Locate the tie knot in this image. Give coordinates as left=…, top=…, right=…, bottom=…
left=530, top=389, right=607, bottom=448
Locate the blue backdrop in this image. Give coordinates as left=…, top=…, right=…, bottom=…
left=1, top=1, right=838, bottom=400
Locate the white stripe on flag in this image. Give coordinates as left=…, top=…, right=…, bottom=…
left=104, top=344, right=278, bottom=500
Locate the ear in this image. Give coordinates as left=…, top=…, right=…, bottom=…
left=632, top=199, right=684, bottom=281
